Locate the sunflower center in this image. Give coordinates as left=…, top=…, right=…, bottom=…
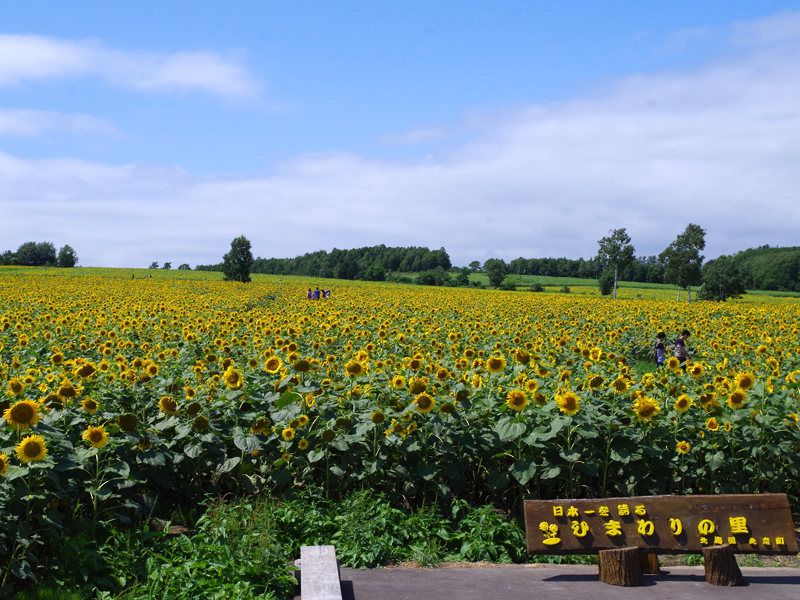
left=10, top=404, right=33, bottom=423
left=23, top=441, right=42, bottom=458
left=89, top=430, right=103, bottom=442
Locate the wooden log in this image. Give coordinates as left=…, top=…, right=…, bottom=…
left=598, top=547, right=643, bottom=587
left=640, top=552, right=660, bottom=574
left=703, top=544, right=744, bottom=586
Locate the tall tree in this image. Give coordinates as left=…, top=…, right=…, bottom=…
left=698, top=256, right=746, bottom=301
left=483, top=258, right=508, bottom=288
left=222, top=236, right=254, bottom=283
left=659, top=224, right=706, bottom=302
left=596, top=228, right=635, bottom=299
left=57, top=245, right=78, bottom=268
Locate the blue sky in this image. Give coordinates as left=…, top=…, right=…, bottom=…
left=3, top=1, right=800, bottom=268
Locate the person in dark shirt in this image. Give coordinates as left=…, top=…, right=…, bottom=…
left=654, top=332, right=667, bottom=367
left=674, top=330, right=691, bottom=370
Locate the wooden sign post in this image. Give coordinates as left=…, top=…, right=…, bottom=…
left=524, top=494, right=798, bottom=586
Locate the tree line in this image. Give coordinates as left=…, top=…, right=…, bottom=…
left=0, top=241, right=78, bottom=267
left=197, top=245, right=452, bottom=281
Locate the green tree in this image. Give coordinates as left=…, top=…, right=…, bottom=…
left=162, top=262, right=172, bottom=270
left=454, top=267, right=471, bottom=287
left=596, top=228, right=635, bottom=299
left=15, top=242, right=38, bottom=266
left=178, top=263, right=191, bottom=270
left=222, top=236, right=254, bottom=283
left=698, top=256, right=746, bottom=301
left=148, top=262, right=159, bottom=269
left=468, top=261, right=482, bottom=272
left=659, top=224, right=706, bottom=302
left=57, top=245, right=78, bottom=268
left=598, top=268, right=614, bottom=296
left=483, top=258, right=508, bottom=288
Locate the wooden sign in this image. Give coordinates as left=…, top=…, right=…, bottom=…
left=524, top=494, right=798, bottom=555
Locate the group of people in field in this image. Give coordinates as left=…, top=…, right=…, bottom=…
left=307, top=286, right=331, bottom=300
left=654, top=329, right=692, bottom=370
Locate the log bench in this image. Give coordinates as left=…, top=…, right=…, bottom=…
left=524, top=493, right=798, bottom=587
left=297, top=545, right=343, bottom=600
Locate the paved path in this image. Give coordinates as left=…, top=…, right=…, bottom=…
left=320, top=564, right=800, bottom=600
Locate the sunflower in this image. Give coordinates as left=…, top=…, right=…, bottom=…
left=633, top=396, right=661, bottom=421
left=0, top=452, right=8, bottom=476
left=688, top=364, right=703, bottom=378
left=281, top=427, right=296, bottom=441
left=611, top=378, right=628, bottom=393
left=486, top=356, right=506, bottom=373
left=391, top=375, right=406, bottom=390
left=706, top=417, right=720, bottom=432
left=193, top=415, right=209, bottom=430
left=785, top=413, right=798, bottom=428
left=344, top=360, right=365, bottom=377
left=676, top=441, right=691, bottom=454
left=80, top=398, right=99, bottom=415
left=298, top=438, right=309, bottom=450
left=440, top=402, right=456, bottom=414
left=666, top=357, right=680, bottom=370
left=588, top=375, right=604, bottom=390
left=673, top=395, right=693, bottom=413
left=435, top=368, right=449, bottom=381
left=3, top=399, right=41, bottom=431
left=515, top=349, right=530, bottom=364
left=409, top=377, right=428, bottom=395
left=727, top=389, right=747, bottom=409
left=408, top=358, right=423, bottom=371
left=15, top=435, right=48, bottom=463
left=223, top=366, right=244, bottom=390
left=525, top=379, right=539, bottom=392
left=370, top=411, right=385, bottom=424
left=293, top=359, right=311, bottom=373
left=117, top=414, right=138, bottom=431
left=74, top=362, right=97, bottom=379
left=263, top=356, right=283, bottom=373
left=556, top=391, right=580, bottom=416
left=82, top=425, right=109, bottom=449
left=414, top=392, right=435, bottom=413
left=321, top=429, right=336, bottom=442
left=736, top=372, right=755, bottom=391
left=298, top=414, right=309, bottom=428
left=251, top=418, right=270, bottom=434
left=505, top=389, right=528, bottom=411
left=158, top=396, right=179, bottom=415
left=6, top=378, right=25, bottom=396
left=281, top=452, right=291, bottom=462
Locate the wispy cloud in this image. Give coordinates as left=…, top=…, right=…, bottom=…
left=0, top=34, right=260, bottom=98
left=3, top=12, right=800, bottom=268
left=0, top=109, right=117, bottom=137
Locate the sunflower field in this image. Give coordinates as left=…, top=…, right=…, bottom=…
left=1, top=267, right=799, bottom=587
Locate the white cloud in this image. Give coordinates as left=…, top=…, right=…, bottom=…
left=0, top=34, right=260, bottom=98
left=0, top=109, right=117, bottom=137
left=2, top=12, right=800, bottom=268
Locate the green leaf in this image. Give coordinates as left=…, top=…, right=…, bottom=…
left=233, top=428, right=260, bottom=452
left=487, top=471, right=509, bottom=490
left=417, top=463, right=437, bottom=481
left=707, top=451, right=724, bottom=472
left=271, top=470, right=291, bottom=486
left=509, top=460, right=537, bottom=485
left=610, top=447, right=631, bottom=463
left=540, top=466, right=561, bottom=480
left=216, top=457, right=241, bottom=475
left=307, top=450, right=325, bottom=463
left=185, top=444, right=203, bottom=458
left=494, top=418, right=526, bottom=441
left=560, top=449, right=581, bottom=463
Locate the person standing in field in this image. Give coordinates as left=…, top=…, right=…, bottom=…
left=674, top=330, right=691, bottom=370
left=654, top=331, right=668, bottom=367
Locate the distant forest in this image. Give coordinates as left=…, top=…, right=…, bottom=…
left=196, top=244, right=800, bottom=291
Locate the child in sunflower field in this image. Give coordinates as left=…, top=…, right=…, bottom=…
left=654, top=331, right=668, bottom=367
left=674, top=330, right=691, bottom=370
